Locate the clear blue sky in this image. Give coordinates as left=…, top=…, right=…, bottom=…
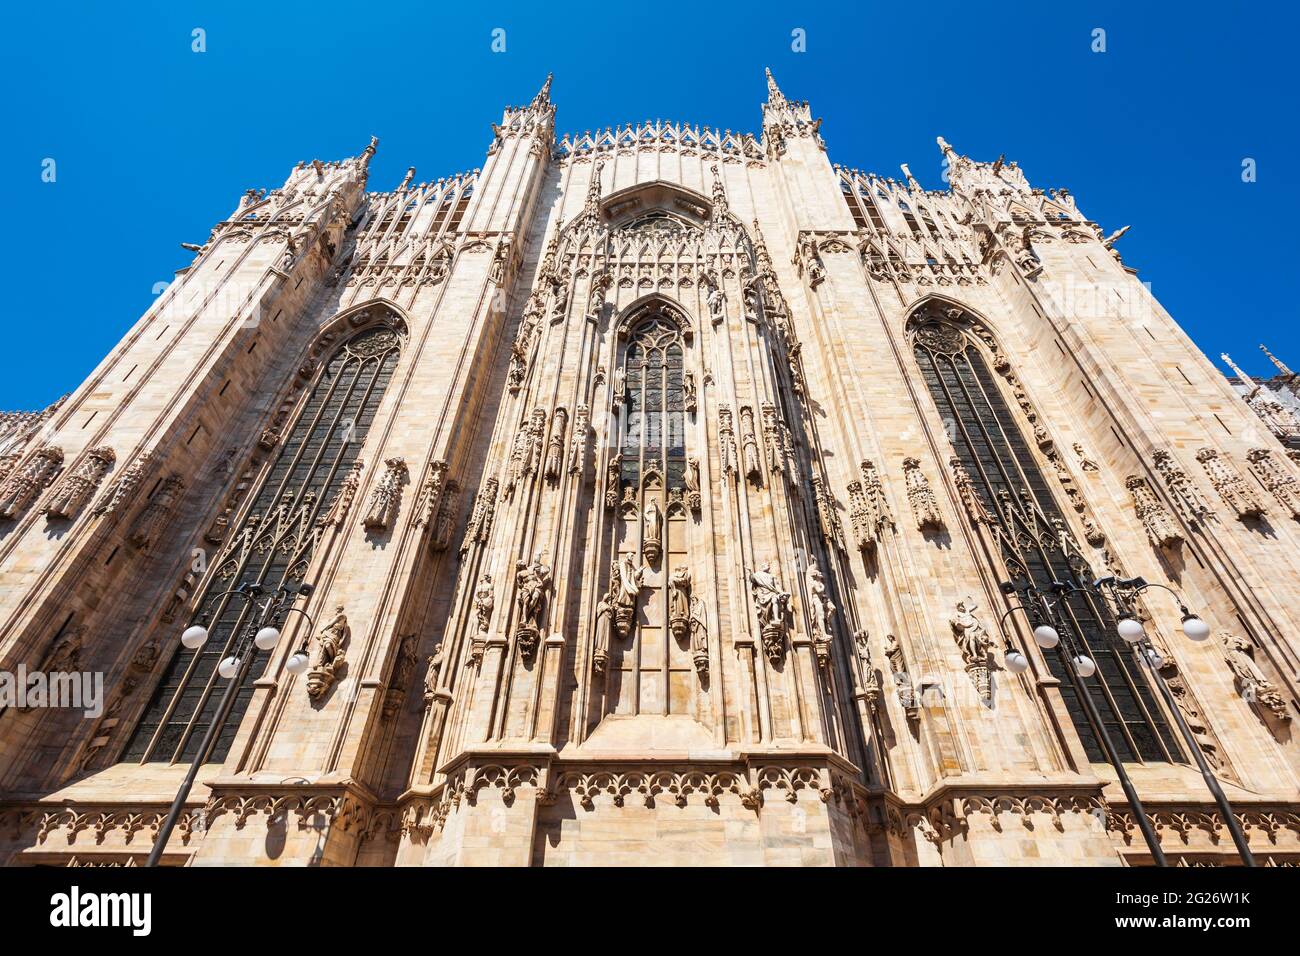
left=3, top=1, right=1295, bottom=410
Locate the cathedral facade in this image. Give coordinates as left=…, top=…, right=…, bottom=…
left=0, top=72, right=1296, bottom=867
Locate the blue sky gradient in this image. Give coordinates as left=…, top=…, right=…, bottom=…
left=3, top=0, right=1295, bottom=409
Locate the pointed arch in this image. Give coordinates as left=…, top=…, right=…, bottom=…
left=907, top=297, right=1181, bottom=764
left=614, top=292, right=694, bottom=343
left=121, top=321, right=403, bottom=766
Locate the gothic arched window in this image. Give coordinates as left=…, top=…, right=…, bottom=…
left=910, top=309, right=1181, bottom=764
left=123, top=323, right=402, bottom=764
left=620, top=316, right=686, bottom=489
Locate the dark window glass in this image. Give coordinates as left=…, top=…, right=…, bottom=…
left=913, top=325, right=1180, bottom=764
left=122, top=325, right=402, bottom=764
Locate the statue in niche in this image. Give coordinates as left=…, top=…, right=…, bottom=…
left=707, top=283, right=725, bottom=325
left=684, top=456, right=702, bottom=512
left=613, top=365, right=627, bottom=403
left=1221, top=633, right=1290, bottom=721
left=689, top=596, right=709, bottom=676
left=950, top=597, right=995, bottom=701
left=592, top=564, right=620, bottom=675
left=683, top=371, right=697, bottom=413
left=669, top=565, right=692, bottom=640
left=307, top=606, right=350, bottom=701
left=612, top=552, right=647, bottom=639
left=473, top=573, right=494, bottom=633
left=513, top=553, right=552, bottom=660
left=422, top=643, right=444, bottom=704
left=643, top=498, right=664, bottom=563
left=806, top=564, right=836, bottom=669
left=748, top=561, right=791, bottom=664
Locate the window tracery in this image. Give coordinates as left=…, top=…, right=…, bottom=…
left=910, top=304, right=1180, bottom=763
left=123, top=322, right=402, bottom=764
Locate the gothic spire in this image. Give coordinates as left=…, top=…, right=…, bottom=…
left=359, top=135, right=378, bottom=168
left=583, top=159, right=605, bottom=217
left=936, top=135, right=958, bottom=162
left=1221, top=353, right=1257, bottom=392
left=711, top=164, right=729, bottom=214
left=900, top=162, right=921, bottom=191
left=531, top=73, right=553, bottom=110
left=1260, top=344, right=1294, bottom=378
left=764, top=67, right=787, bottom=108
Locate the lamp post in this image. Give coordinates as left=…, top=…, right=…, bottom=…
left=998, top=580, right=1167, bottom=867
left=1097, top=576, right=1256, bottom=867
left=146, top=580, right=315, bottom=867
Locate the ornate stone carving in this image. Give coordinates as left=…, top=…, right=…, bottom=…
left=422, top=643, right=445, bottom=704
left=459, top=478, right=497, bottom=554
left=544, top=407, right=567, bottom=482
left=429, top=479, right=460, bottom=551
left=761, top=404, right=783, bottom=475
left=642, top=498, right=664, bottom=564
left=363, top=457, right=408, bottom=530
left=847, top=459, right=894, bottom=553
left=902, top=457, right=944, bottom=532
left=950, top=598, right=995, bottom=701
left=316, top=459, right=363, bottom=529
left=307, top=607, right=350, bottom=700
left=612, top=552, right=648, bottom=639
left=806, top=563, right=836, bottom=669
left=1195, top=447, right=1265, bottom=520
left=1221, top=633, right=1289, bottom=721
left=689, top=596, right=709, bottom=676
left=683, top=371, right=697, bottom=414
left=504, top=409, right=546, bottom=500
left=949, top=456, right=992, bottom=525
left=811, top=475, right=843, bottom=546
left=513, top=552, right=552, bottom=660
left=854, top=629, right=880, bottom=709
left=1153, top=449, right=1213, bottom=523
left=749, top=561, right=791, bottom=665
left=412, top=459, right=448, bottom=528
left=1073, top=442, right=1099, bottom=471
left=718, top=405, right=738, bottom=478
left=668, top=565, right=691, bottom=641
left=604, top=453, right=622, bottom=509
left=684, top=456, right=702, bottom=513
left=382, top=633, right=420, bottom=721
left=1246, top=448, right=1300, bottom=519
left=0, top=444, right=63, bottom=519
left=884, top=632, right=918, bottom=719
left=44, top=446, right=115, bottom=519
left=568, top=404, right=590, bottom=476
left=128, top=474, right=184, bottom=549
left=739, top=405, right=762, bottom=481
left=1125, top=475, right=1183, bottom=549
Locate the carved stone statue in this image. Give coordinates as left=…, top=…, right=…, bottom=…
left=592, top=564, right=619, bottom=675
left=950, top=598, right=994, bottom=700
left=669, top=565, right=692, bottom=640
left=806, top=563, right=836, bottom=669
left=683, top=371, right=697, bottom=413
left=422, top=643, right=444, bottom=704
left=513, top=553, right=552, bottom=659
left=684, top=456, right=702, bottom=513
left=749, top=562, right=791, bottom=664
left=1221, top=633, right=1290, bottom=721
left=307, top=606, right=350, bottom=700
left=642, top=498, right=664, bottom=563
left=707, top=283, right=725, bottom=325
left=612, top=552, right=647, bottom=638
left=689, top=595, right=709, bottom=676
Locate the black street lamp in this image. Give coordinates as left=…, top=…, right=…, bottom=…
left=998, top=580, right=1168, bottom=867
left=1097, top=575, right=1256, bottom=868
left=145, top=580, right=316, bottom=867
